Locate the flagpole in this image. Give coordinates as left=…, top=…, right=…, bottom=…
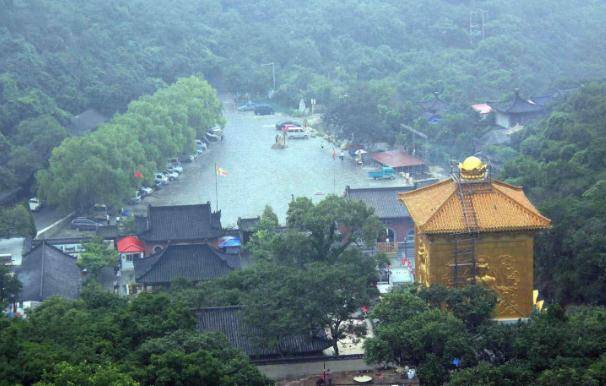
left=214, top=162, right=218, bottom=210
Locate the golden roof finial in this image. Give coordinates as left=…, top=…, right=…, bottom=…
left=458, top=156, right=487, bottom=180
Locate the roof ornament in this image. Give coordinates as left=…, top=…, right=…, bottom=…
left=458, top=156, right=488, bottom=181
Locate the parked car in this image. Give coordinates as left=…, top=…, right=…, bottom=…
left=180, top=154, right=193, bottom=163
left=276, top=121, right=301, bottom=130
left=155, top=172, right=169, bottom=185
left=166, top=164, right=183, bottom=174
left=205, top=131, right=220, bottom=142
left=71, top=217, right=102, bottom=231
left=165, top=170, right=179, bottom=180
left=140, top=186, right=153, bottom=196
left=286, top=127, right=309, bottom=139
left=28, top=197, right=42, bottom=212
left=91, top=203, right=108, bottom=221
left=237, top=101, right=256, bottom=111
left=208, top=127, right=224, bottom=137
left=254, top=104, right=274, bottom=115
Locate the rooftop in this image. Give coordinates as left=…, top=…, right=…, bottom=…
left=399, top=178, right=551, bottom=234
left=117, top=236, right=145, bottom=253
left=491, top=90, right=545, bottom=114
left=345, top=186, right=414, bottom=219
left=15, top=243, right=82, bottom=302
left=237, top=217, right=260, bottom=232
left=134, top=243, right=238, bottom=285
left=196, top=305, right=332, bottom=358
left=138, top=203, right=223, bottom=243
left=69, top=108, right=107, bottom=135
left=370, top=150, right=425, bottom=168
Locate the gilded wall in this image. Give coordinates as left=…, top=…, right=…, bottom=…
left=419, top=232, right=534, bottom=319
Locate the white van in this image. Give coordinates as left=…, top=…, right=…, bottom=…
left=286, top=127, right=309, bottom=139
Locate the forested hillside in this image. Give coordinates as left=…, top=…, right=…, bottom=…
left=502, top=83, right=606, bottom=306
left=2, top=0, right=606, bottom=194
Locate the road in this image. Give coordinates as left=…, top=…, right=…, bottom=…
left=134, top=103, right=404, bottom=226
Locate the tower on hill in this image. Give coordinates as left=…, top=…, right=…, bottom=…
left=398, top=156, right=550, bottom=320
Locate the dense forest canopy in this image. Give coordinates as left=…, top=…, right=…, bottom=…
left=502, top=83, right=606, bottom=306
left=2, top=0, right=606, bottom=193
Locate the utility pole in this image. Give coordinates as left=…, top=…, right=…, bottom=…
left=262, top=62, right=276, bottom=94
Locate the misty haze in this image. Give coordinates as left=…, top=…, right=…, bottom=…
left=1, top=1, right=606, bottom=385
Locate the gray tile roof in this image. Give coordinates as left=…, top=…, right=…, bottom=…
left=134, top=243, right=237, bottom=285
left=492, top=90, right=544, bottom=114
left=15, top=243, right=82, bottom=302
left=69, top=109, right=107, bottom=135
left=138, top=203, right=223, bottom=243
left=196, top=306, right=332, bottom=358
left=345, top=186, right=414, bottom=219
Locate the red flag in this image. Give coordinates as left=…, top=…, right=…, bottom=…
left=134, top=170, right=143, bottom=179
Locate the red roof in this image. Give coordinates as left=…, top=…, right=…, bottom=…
left=117, top=236, right=145, bottom=253
left=370, top=150, right=425, bottom=168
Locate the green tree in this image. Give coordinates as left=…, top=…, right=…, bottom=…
left=0, top=264, right=21, bottom=309
left=133, top=331, right=271, bottom=386
left=78, top=238, right=118, bottom=277
left=35, top=362, right=137, bottom=386
left=284, top=195, right=382, bottom=263
left=0, top=204, right=36, bottom=238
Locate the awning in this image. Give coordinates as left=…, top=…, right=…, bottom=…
left=218, top=236, right=241, bottom=248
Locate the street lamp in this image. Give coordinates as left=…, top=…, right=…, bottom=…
left=261, top=62, right=276, bottom=93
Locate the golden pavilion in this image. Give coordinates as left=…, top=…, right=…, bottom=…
left=399, top=156, right=550, bottom=320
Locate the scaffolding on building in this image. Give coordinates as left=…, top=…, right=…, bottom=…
left=448, top=161, right=492, bottom=287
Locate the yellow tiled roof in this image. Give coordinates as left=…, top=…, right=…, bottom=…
left=398, top=178, right=550, bottom=234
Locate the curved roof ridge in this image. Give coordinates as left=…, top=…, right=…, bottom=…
left=135, top=246, right=167, bottom=280
left=491, top=179, right=523, bottom=191
left=398, top=178, right=457, bottom=227
left=491, top=183, right=551, bottom=225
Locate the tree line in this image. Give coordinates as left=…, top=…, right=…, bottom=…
left=502, top=83, right=606, bottom=306
left=36, top=76, right=224, bottom=212
left=366, top=285, right=606, bottom=385
left=0, top=282, right=271, bottom=385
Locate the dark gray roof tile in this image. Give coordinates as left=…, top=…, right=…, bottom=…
left=15, top=243, right=82, bottom=301
left=196, top=306, right=331, bottom=358
left=138, top=204, right=223, bottom=242
left=345, top=186, right=414, bottom=219
left=134, top=243, right=236, bottom=284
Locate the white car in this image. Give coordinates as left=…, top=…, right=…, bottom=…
left=165, top=170, right=179, bottom=180
left=154, top=173, right=169, bottom=185
left=28, top=197, right=42, bottom=211
left=169, top=164, right=183, bottom=174
left=140, top=186, right=153, bottom=196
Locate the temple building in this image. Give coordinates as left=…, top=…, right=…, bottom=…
left=398, top=156, right=550, bottom=320
left=489, top=89, right=545, bottom=129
